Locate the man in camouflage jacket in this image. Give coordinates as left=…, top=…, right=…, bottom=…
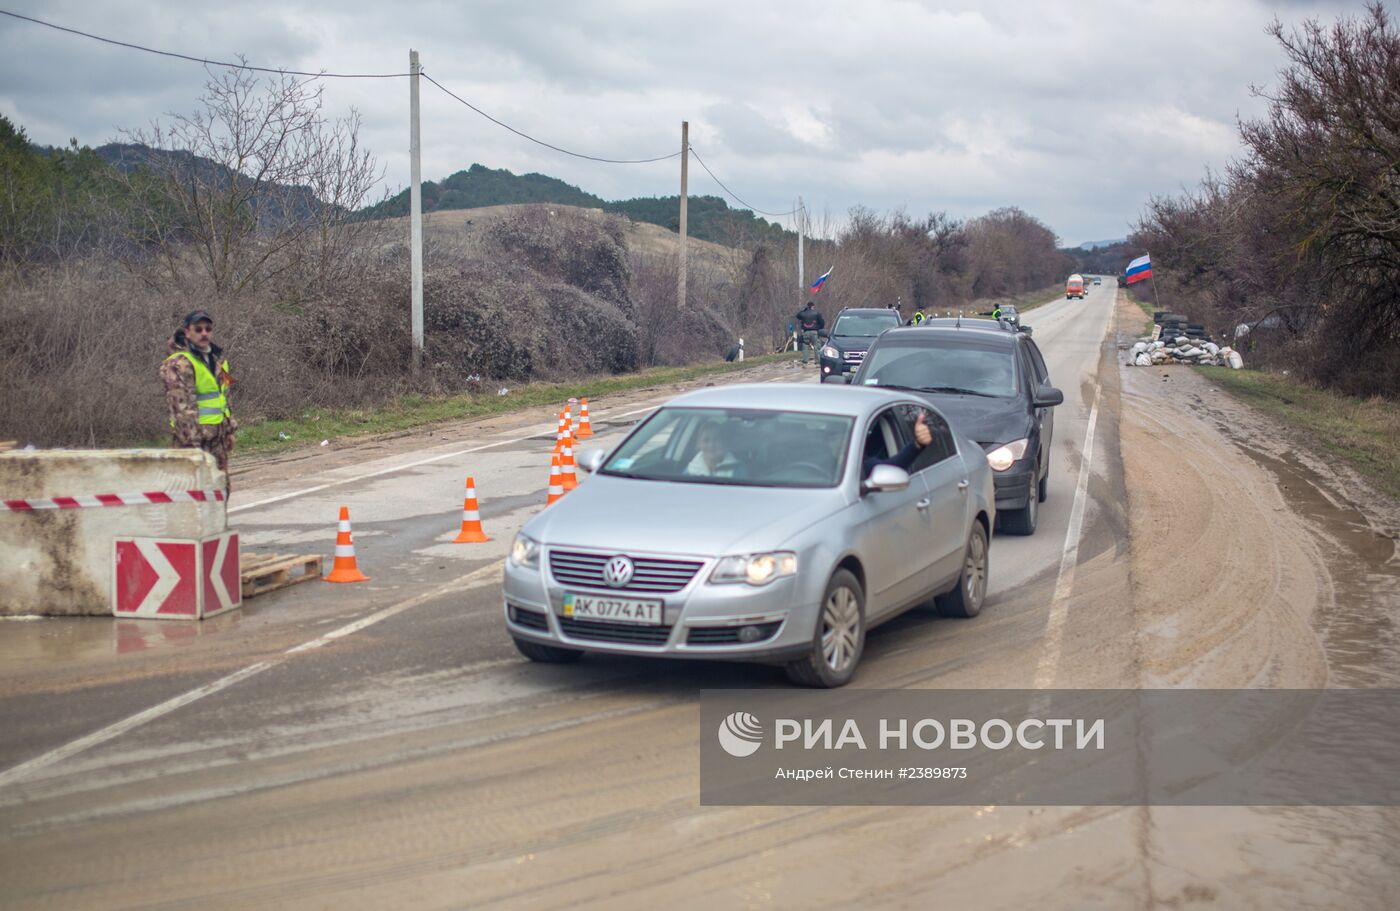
left=160, top=311, right=237, bottom=487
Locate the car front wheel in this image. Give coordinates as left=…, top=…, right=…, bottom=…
left=1000, top=470, right=1039, bottom=535
left=785, top=569, right=865, bottom=688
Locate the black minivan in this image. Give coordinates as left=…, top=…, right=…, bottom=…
left=847, top=319, right=1063, bottom=535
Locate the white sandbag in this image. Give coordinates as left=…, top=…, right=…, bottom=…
left=1228, top=350, right=1244, bottom=369
left=1135, top=353, right=1152, bottom=367
left=1132, top=341, right=1148, bottom=354
left=1152, top=341, right=1166, bottom=350
left=1175, top=336, right=1189, bottom=346
left=1204, top=342, right=1220, bottom=355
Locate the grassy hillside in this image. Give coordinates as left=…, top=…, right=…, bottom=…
left=386, top=204, right=744, bottom=271
left=362, top=163, right=791, bottom=247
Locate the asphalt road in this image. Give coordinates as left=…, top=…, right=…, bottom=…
left=0, top=280, right=1255, bottom=909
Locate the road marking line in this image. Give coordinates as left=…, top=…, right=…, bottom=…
left=230, top=397, right=675, bottom=514
left=0, top=563, right=503, bottom=791
left=231, top=366, right=795, bottom=514
left=230, top=433, right=556, bottom=514
left=1033, top=383, right=1101, bottom=689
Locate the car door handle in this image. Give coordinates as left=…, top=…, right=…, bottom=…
left=915, top=497, right=931, bottom=510
left=957, top=480, right=969, bottom=493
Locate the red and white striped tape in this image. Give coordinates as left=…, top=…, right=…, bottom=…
left=2, top=489, right=226, bottom=511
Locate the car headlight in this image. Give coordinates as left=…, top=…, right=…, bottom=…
left=821, top=345, right=839, bottom=359
left=709, top=551, right=798, bottom=586
left=985, top=439, right=1030, bottom=472
left=510, top=534, right=541, bottom=568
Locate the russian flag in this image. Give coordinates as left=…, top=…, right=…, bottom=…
left=809, top=266, right=833, bottom=295
left=1125, top=253, right=1152, bottom=284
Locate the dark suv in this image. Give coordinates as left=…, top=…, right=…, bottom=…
left=818, top=307, right=903, bottom=383
left=848, top=319, right=1063, bottom=535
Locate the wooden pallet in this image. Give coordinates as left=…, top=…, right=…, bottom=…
left=240, top=552, right=323, bottom=598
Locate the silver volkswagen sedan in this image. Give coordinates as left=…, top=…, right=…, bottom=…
left=502, top=384, right=995, bottom=687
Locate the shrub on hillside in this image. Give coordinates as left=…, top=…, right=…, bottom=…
left=481, top=206, right=634, bottom=313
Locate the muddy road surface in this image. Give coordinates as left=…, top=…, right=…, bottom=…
left=2, top=281, right=1397, bottom=909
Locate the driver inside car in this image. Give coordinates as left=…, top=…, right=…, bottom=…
left=860, top=410, right=933, bottom=479
left=685, top=421, right=745, bottom=478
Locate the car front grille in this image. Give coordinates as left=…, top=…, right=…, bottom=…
left=843, top=349, right=866, bottom=366
left=558, top=617, right=672, bottom=645
left=549, top=550, right=704, bottom=594
left=685, top=621, right=783, bottom=646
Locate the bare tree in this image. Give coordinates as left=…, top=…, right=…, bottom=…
left=117, top=62, right=380, bottom=298
left=1242, top=2, right=1400, bottom=345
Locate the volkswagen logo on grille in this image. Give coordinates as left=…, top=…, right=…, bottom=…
left=603, top=555, right=635, bottom=588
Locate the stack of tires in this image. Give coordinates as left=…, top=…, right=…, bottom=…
left=1152, top=312, right=1209, bottom=341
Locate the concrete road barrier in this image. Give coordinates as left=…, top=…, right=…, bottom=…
left=0, top=449, right=227, bottom=616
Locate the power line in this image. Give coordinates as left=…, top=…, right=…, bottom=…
left=422, top=73, right=681, bottom=165
left=687, top=143, right=801, bottom=218
left=0, top=9, right=412, bottom=77
left=2, top=8, right=683, bottom=165
left=3, top=7, right=797, bottom=203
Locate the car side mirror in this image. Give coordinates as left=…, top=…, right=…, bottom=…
left=861, top=464, right=910, bottom=494
left=1020, top=325, right=1033, bottom=335
left=1034, top=386, right=1064, bottom=408
left=578, top=447, right=606, bottom=473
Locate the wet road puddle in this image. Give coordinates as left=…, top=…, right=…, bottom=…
left=0, top=610, right=242, bottom=666
left=1231, top=443, right=1400, bottom=685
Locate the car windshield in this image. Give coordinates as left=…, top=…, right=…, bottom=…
left=859, top=343, right=1018, bottom=397
left=601, top=407, right=854, bottom=488
left=832, top=313, right=900, bottom=337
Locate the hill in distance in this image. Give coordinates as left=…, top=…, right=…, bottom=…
left=94, top=142, right=330, bottom=223
left=360, top=163, right=791, bottom=247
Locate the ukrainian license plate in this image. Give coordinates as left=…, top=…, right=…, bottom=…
left=562, top=592, right=663, bottom=625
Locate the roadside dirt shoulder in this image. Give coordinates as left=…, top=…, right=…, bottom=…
left=1115, top=291, right=1400, bottom=687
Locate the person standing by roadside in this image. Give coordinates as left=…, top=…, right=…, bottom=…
left=160, top=310, right=236, bottom=490
left=793, top=301, right=825, bottom=367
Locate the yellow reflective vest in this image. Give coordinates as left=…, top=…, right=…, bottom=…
left=166, top=350, right=231, bottom=426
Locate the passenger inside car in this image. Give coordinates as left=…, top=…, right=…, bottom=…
left=684, top=420, right=745, bottom=478
left=856, top=409, right=931, bottom=478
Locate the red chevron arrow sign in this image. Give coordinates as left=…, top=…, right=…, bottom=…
left=113, top=533, right=241, bottom=620
left=201, top=533, right=241, bottom=618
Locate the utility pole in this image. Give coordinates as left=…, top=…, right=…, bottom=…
left=678, top=121, right=688, bottom=313
left=409, top=49, right=424, bottom=373
left=797, top=196, right=805, bottom=293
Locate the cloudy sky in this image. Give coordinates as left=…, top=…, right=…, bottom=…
left=0, top=0, right=1364, bottom=246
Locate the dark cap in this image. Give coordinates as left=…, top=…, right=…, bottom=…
left=182, top=310, right=214, bottom=327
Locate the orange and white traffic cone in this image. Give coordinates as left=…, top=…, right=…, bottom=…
left=552, top=409, right=569, bottom=454
left=546, top=454, right=565, bottom=505
left=560, top=433, right=579, bottom=491
left=324, top=506, right=370, bottom=583
left=452, top=476, right=491, bottom=543
left=575, top=397, right=594, bottom=438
